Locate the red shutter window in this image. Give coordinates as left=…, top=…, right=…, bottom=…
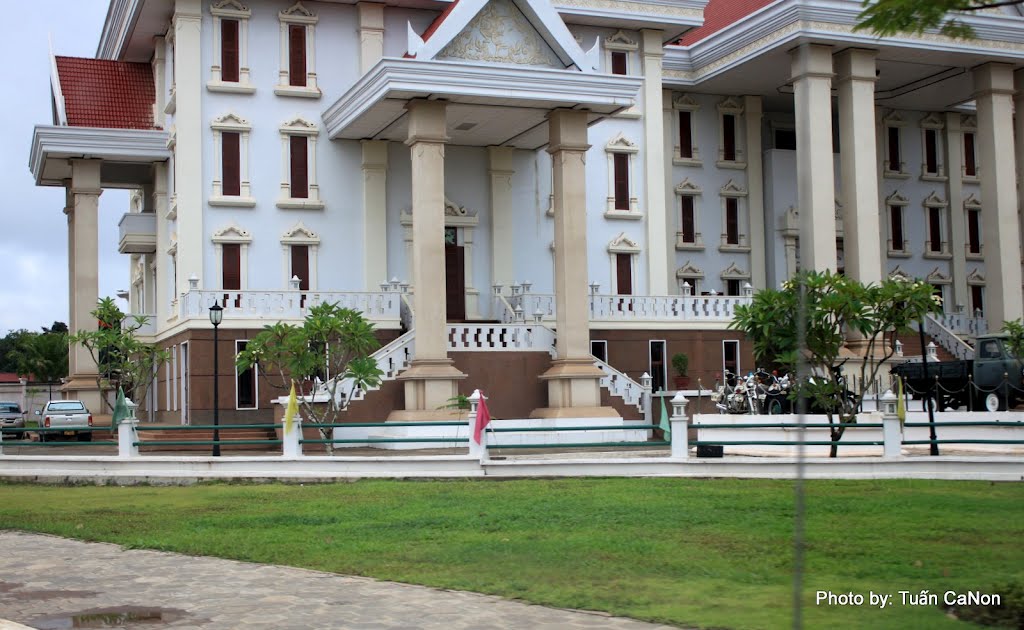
left=613, top=153, right=629, bottom=210
left=679, top=111, right=692, bottom=159
left=681, top=196, right=695, bottom=243
left=611, top=51, right=627, bottom=75
left=222, top=244, right=241, bottom=290
left=288, top=24, right=307, bottom=87
left=971, top=285, right=984, bottom=316
left=615, top=254, right=632, bottom=295
left=289, top=136, right=309, bottom=199
left=725, top=198, right=739, bottom=245
left=967, top=209, right=981, bottom=254
left=964, top=133, right=977, bottom=177
left=221, top=19, right=239, bottom=83
left=887, top=127, right=901, bottom=172
left=222, top=132, right=240, bottom=197
left=722, top=114, right=736, bottom=161
left=924, top=128, right=938, bottom=175
left=890, top=205, right=904, bottom=251
left=291, top=245, right=310, bottom=291
left=928, top=206, right=942, bottom=252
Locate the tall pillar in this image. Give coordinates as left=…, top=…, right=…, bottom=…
left=391, top=100, right=465, bottom=420
left=173, top=0, right=203, bottom=298
left=641, top=30, right=669, bottom=295
left=357, top=3, right=385, bottom=75
left=532, top=110, right=618, bottom=419
left=489, top=147, right=515, bottom=289
left=362, top=141, right=388, bottom=290
left=64, top=159, right=103, bottom=411
left=64, top=185, right=75, bottom=376
left=790, top=44, right=837, bottom=272
left=974, top=63, right=1022, bottom=326
left=945, top=112, right=969, bottom=311
left=835, top=49, right=882, bottom=285
left=744, top=95, right=766, bottom=289
left=153, top=163, right=169, bottom=325
left=1015, top=69, right=1024, bottom=316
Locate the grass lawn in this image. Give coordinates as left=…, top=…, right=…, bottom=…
left=0, top=478, right=1020, bottom=629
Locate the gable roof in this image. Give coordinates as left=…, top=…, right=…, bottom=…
left=54, top=56, right=157, bottom=130
left=678, top=0, right=779, bottom=46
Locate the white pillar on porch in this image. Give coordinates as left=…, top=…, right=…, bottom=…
left=790, top=43, right=837, bottom=273
left=533, top=109, right=617, bottom=419
left=945, top=112, right=969, bottom=310
left=362, top=140, right=388, bottom=291
left=744, top=95, right=766, bottom=290
left=489, top=146, right=516, bottom=290
left=835, top=48, right=882, bottom=286
left=975, top=63, right=1023, bottom=326
left=391, top=100, right=465, bottom=420
left=172, top=0, right=204, bottom=298
left=357, top=2, right=384, bottom=75
left=640, top=30, right=669, bottom=295
left=65, top=159, right=102, bottom=412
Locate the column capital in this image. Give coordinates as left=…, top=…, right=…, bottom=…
left=640, top=29, right=665, bottom=57
left=973, top=62, right=1015, bottom=98
left=69, top=159, right=102, bottom=196
left=547, top=109, right=590, bottom=154
left=405, top=99, right=449, bottom=145
left=790, top=43, right=834, bottom=82
left=834, top=48, right=878, bottom=84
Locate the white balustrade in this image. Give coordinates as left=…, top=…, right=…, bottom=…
left=921, top=314, right=974, bottom=361
left=447, top=324, right=556, bottom=354
left=589, top=294, right=749, bottom=321
left=329, top=329, right=416, bottom=404
left=179, top=290, right=400, bottom=321
left=932, top=311, right=988, bottom=338
left=593, top=356, right=645, bottom=413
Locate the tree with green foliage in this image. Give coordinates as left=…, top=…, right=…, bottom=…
left=856, top=0, right=1023, bottom=39
left=0, top=329, right=34, bottom=373
left=12, top=331, right=68, bottom=399
left=68, top=297, right=168, bottom=414
left=730, top=270, right=940, bottom=456
left=236, top=302, right=383, bottom=454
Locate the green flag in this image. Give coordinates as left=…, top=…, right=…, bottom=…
left=112, top=387, right=129, bottom=426
left=659, top=396, right=671, bottom=440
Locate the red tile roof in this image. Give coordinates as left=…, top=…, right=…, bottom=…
left=677, top=0, right=779, bottom=46
left=0, top=373, right=27, bottom=384
left=54, top=56, right=157, bottom=130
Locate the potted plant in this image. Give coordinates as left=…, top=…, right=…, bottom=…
left=671, top=353, right=690, bottom=389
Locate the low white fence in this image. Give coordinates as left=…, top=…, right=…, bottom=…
left=179, top=290, right=400, bottom=322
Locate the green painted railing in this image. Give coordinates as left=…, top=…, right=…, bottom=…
left=492, top=441, right=670, bottom=449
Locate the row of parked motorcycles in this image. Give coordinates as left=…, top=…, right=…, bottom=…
left=709, top=367, right=858, bottom=415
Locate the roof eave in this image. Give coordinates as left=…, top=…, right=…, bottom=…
left=29, top=125, right=170, bottom=187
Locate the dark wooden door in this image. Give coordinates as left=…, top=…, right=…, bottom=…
left=445, top=244, right=466, bottom=322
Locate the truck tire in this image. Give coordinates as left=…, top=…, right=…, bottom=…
left=984, top=392, right=1006, bottom=412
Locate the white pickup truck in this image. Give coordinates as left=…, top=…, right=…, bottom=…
left=37, top=400, right=94, bottom=442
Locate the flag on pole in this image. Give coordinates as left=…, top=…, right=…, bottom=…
left=111, top=387, right=129, bottom=426
left=658, top=396, right=671, bottom=440
left=896, top=377, right=906, bottom=424
left=473, top=393, right=492, bottom=444
left=284, top=381, right=299, bottom=435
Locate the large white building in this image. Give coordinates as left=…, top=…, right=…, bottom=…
left=29, top=0, right=1024, bottom=423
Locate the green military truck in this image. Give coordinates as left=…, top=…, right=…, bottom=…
left=891, top=333, right=1024, bottom=411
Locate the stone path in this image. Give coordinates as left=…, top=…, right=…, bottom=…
left=0, top=532, right=678, bottom=629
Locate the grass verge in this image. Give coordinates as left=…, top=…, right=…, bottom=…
left=0, top=478, right=1020, bottom=629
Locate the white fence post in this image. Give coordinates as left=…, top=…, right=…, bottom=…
left=640, top=373, right=653, bottom=425
left=879, top=390, right=902, bottom=458
left=117, top=400, right=140, bottom=459
left=282, top=415, right=303, bottom=458
left=670, top=392, right=689, bottom=459
left=467, top=389, right=487, bottom=462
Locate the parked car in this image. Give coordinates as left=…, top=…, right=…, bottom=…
left=36, top=400, right=93, bottom=442
left=0, top=401, right=26, bottom=439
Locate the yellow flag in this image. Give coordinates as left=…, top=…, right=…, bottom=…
left=896, top=377, right=906, bottom=424
left=284, top=381, right=298, bottom=435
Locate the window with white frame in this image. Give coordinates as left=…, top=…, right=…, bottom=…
left=964, top=194, right=983, bottom=259
left=235, top=340, right=258, bottom=410
left=278, top=117, right=323, bottom=209
left=608, top=233, right=640, bottom=295
left=922, top=192, right=950, bottom=258
left=674, top=179, right=703, bottom=250
left=883, top=111, right=909, bottom=178
left=211, top=224, right=251, bottom=301
left=962, top=115, right=979, bottom=180
left=675, top=261, right=703, bottom=296
left=591, top=340, right=608, bottom=363
left=886, top=191, right=910, bottom=256
left=208, top=0, right=254, bottom=93
left=720, top=262, right=750, bottom=296
left=604, top=133, right=640, bottom=217
left=210, top=113, right=255, bottom=207
left=604, top=30, right=637, bottom=75
left=672, top=94, right=701, bottom=166
left=967, top=268, right=985, bottom=316
left=718, top=180, right=749, bottom=251
left=920, top=113, right=945, bottom=180
left=281, top=222, right=320, bottom=289
left=716, top=97, right=745, bottom=169
left=276, top=2, right=320, bottom=98
left=927, top=268, right=951, bottom=312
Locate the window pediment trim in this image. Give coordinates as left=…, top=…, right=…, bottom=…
left=212, top=112, right=251, bottom=131
left=922, top=191, right=948, bottom=208
left=608, top=232, right=640, bottom=254
left=605, top=132, right=639, bottom=154
left=281, top=221, right=320, bottom=245
left=675, top=178, right=702, bottom=195
left=720, top=262, right=750, bottom=280
left=672, top=93, right=700, bottom=112
left=964, top=193, right=982, bottom=210
left=961, top=115, right=977, bottom=131
left=604, top=30, right=638, bottom=51
left=280, top=1, right=318, bottom=23
left=920, top=112, right=944, bottom=130
left=717, top=96, right=743, bottom=114
left=676, top=261, right=704, bottom=278
left=967, top=268, right=986, bottom=285
left=280, top=116, right=320, bottom=136
left=212, top=223, right=252, bottom=243
left=927, top=267, right=952, bottom=284
left=211, top=0, right=250, bottom=18
left=888, top=265, right=912, bottom=282
left=720, top=179, right=747, bottom=198
left=883, top=110, right=908, bottom=127
left=886, top=190, right=910, bottom=206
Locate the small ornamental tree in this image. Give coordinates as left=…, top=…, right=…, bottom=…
left=730, top=270, right=940, bottom=456
left=68, top=297, right=169, bottom=415
left=235, top=302, right=383, bottom=454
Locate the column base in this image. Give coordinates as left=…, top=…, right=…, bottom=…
left=60, top=375, right=105, bottom=417
left=388, top=358, right=467, bottom=421
left=531, top=358, right=620, bottom=419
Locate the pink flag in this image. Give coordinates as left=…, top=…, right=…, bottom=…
left=472, top=393, right=492, bottom=444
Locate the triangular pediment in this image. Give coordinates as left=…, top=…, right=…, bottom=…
left=676, top=261, right=704, bottom=278
left=922, top=191, right=947, bottom=208
left=675, top=178, right=702, bottom=195
left=927, top=267, right=951, bottom=284
left=720, top=262, right=749, bottom=279
left=888, top=265, right=912, bottom=282
left=885, top=190, right=910, bottom=206
left=212, top=223, right=252, bottom=243
left=964, top=193, right=982, bottom=209
left=967, top=268, right=986, bottom=284
left=608, top=232, right=640, bottom=253
left=409, top=0, right=593, bottom=71
left=281, top=221, right=319, bottom=244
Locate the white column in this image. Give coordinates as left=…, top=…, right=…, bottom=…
left=641, top=30, right=669, bottom=295
left=65, top=159, right=102, bottom=412
left=362, top=140, right=388, bottom=290
left=945, top=112, right=968, bottom=310
left=974, top=63, right=1023, bottom=326
left=152, top=36, right=166, bottom=128
left=64, top=184, right=76, bottom=376
left=835, top=48, right=882, bottom=285
left=744, top=95, right=766, bottom=289
left=489, top=147, right=515, bottom=289
left=357, top=2, right=385, bottom=75
left=391, top=100, right=465, bottom=420
left=173, top=0, right=203, bottom=297
left=791, top=43, right=837, bottom=272
left=1016, top=69, right=1024, bottom=315
left=533, top=110, right=617, bottom=419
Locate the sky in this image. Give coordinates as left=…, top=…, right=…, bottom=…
left=0, top=0, right=129, bottom=335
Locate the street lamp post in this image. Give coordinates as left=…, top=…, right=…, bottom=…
left=209, top=304, right=223, bottom=457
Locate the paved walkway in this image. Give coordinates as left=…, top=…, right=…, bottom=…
left=0, top=532, right=677, bottom=629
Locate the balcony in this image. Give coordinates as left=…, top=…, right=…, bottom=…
left=118, top=212, right=156, bottom=254
left=496, top=290, right=751, bottom=326
left=178, top=289, right=401, bottom=326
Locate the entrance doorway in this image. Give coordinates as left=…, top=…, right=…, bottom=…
left=445, top=227, right=466, bottom=322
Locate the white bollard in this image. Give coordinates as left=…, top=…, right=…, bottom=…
left=879, top=390, right=902, bottom=458
left=467, top=389, right=487, bottom=461
left=282, top=416, right=303, bottom=458
left=117, top=420, right=139, bottom=458
left=670, top=391, right=689, bottom=459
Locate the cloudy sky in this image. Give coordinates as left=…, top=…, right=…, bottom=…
left=1, top=0, right=129, bottom=334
